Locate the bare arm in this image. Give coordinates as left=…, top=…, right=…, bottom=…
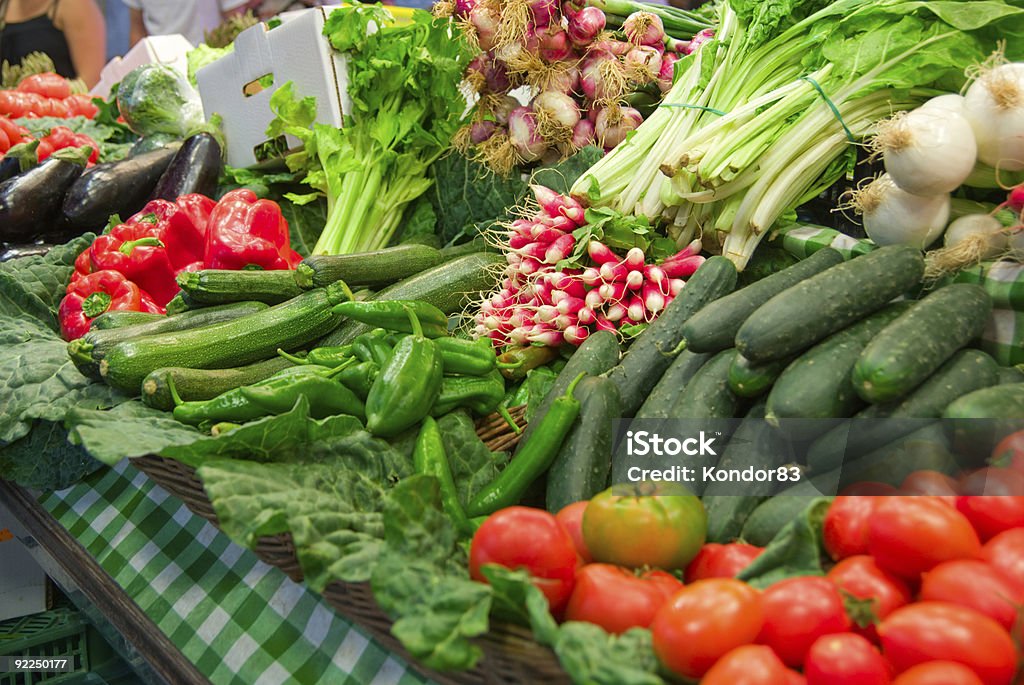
left=57, top=0, right=106, bottom=87
left=128, top=7, right=147, bottom=47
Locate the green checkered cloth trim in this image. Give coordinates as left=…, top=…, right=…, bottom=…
left=39, top=461, right=434, bottom=685
left=776, top=224, right=1024, bottom=366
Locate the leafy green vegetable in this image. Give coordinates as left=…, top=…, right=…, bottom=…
left=371, top=475, right=492, bottom=671
left=436, top=410, right=508, bottom=507
left=217, top=165, right=304, bottom=199
left=0, top=420, right=104, bottom=491
left=186, top=43, right=232, bottom=85
left=116, top=64, right=204, bottom=138
left=280, top=196, right=327, bottom=258
left=737, top=497, right=832, bottom=588
left=0, top=233, right=94, bottom=329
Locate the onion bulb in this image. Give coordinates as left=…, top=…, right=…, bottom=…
left=944, top=213, right=1008, bottom=258
left=964, top=61, right=1024, bottom=171
left=848, top=174, right=950, bottom=249
left=508, top=106, right=547, bottom=162
left=873, top=108, right=977, bottom=195
left=921, top=93, right=968, bottom=116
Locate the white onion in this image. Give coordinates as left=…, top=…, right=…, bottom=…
left=854, top=174, right=950, bottom=248
left=964, top=62, right=1024, bottom=171
left=944, top=213, right=1008, bottom=259
left=921, top=93, right=968, bottom=116
left=875, top=108, right=977, bottom=196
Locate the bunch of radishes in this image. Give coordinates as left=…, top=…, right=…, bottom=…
left=440, top=0, right=714, bottom=174
left=473, top=185, right=705, bottom=347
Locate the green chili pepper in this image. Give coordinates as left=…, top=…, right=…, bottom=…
left=279, top=345, right=354, bottom=368
left=351, top=330, right=394, bottom=366
left=336, top=360, right=378, bottom=399
left=333, top=300, right=449, bottom=338
left=497, top=345, right=561, bottom=381
left=465, top=372, right=586, bottom=517
left=431, top=369, right=506, bottom=417
left=241, top=373, right=365, bottom=419
left=413, top=416, right=474, bottom=537
left=434, top=337, right=498, bottom=376
left=365, top=307, right=443, bottom=437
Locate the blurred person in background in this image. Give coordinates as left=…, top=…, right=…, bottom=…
left=0, top=0, right=106, bottom=86
left=125, top=0, right=258, bottom=47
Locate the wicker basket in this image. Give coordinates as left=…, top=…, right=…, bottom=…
left=129, top=404, right=571, bottom=685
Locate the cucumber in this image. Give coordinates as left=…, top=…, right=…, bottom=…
left=516, top=330, right=620, bottom=451
left=670, top=349, right=743, bottom=420
left=944, top=383, right=1024, bottom=461
left=606, top=256, right=737, bottom=415
left=736, top=245, right=925, bottom=363
left=807, top=349, right=1001, bottom=474
left=100, top=282, right=352, bottom=394
left=545, top=376, right=620, bottom=512
left=635, top=350, right=712, bottom=419
left=176, top=269, right=304, bottom=305
left=727, top=354, right=790, bottom=399
left=69, top=301, right=271, bottom=380
left=765, top=302, right=913, bottom=428
left=701, top=402, right=797, bottom=543
left=681, top=247, right=844, bottom=353
left=90, top=311, right=166, bottom=330
left=853, top=284, right=993, bottom=403
left=999, top=366, right=1024, bottom=385
left=318, top=252, right=503, bottom=347
left=838, top=423, right=956, bottom=490
left=141, top=357, right=296, bottom=410
left=294, top=244, right=444, bottom=289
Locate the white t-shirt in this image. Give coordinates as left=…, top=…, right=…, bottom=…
left=123, top=0, right=251, bottom=46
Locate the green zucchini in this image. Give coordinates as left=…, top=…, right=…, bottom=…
left=164, top=292, right=193, bottom=315
left=100, top=282, right=353, bottom=394
left=176, top=269, right=304, bottom=305
left=141, top=357, right=296, bottom=410
left=294, top=244, right=444, bottom=289
left=516, top=330, right=620, bottom=450
left=944, top=383, right=1024, bottom=461
left=702, top=401, right=797, bottom=543
left=89, top=311, right=166, bottom=330
left=727, top=354, right=790, bottom=399
left=545, top=376, right=620, bottom=512
left=69, top=301, right=272, bottom=380
left=606, top=256, right=737, bottom=415
left=765, top=302, right=913, bottom=428
left=999, top=366, right=1024, bottom=385
left=807, top=349, right=1001, bottom=474
left=670, top=349, right=743, bottom=420
left=681, top=247, right=844, bottom=353
left=635, top=350, right=712, bottom=419
left=318, top=252, right=503, bottom=347
left=853, top=284, right=993, bottom=403
left=736, top=245, right=925, bottom=363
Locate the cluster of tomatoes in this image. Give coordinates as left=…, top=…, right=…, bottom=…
left=0, top=73, right=98, bottom=120
left=467, top=435, right=1024, bottom=685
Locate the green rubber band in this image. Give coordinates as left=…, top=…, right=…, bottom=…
left=801, top=76, right=856, bottom=143
left=660, top=103, right=728, bottom=116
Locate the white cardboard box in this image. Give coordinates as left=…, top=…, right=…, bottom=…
left=195, top=6, right=351, bottom=168
left=91, top=35, right=195, bottom=101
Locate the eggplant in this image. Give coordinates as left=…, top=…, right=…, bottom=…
left=0, top=153, right=87, bottom=242
left=62, top=144, right=180, bottom=229
left=150, top=133, right=223, bottom=201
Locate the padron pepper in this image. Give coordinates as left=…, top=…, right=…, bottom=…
left=413, top=417, right=474, bottom=537
left=365, top=306, right=443, bottom=437
left=336, top=360, right=378, bottom=400
left=333, top=300, right=449, bottom=339
left=351, top=329, right=394, bottom=367
left=466, top=372, right=586, bottom=517
left=278, top=345, right=354, bottom=368
left=241, top=372, right=365, bottom=420
left=432, top=369, right=506, bottom=417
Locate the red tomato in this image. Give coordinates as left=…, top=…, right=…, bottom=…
left=699, top=645, right=791, bottom=685
left=582, top=483, right=706, bottom=570
left=785, top=671, right=808, bottom=685
left=879, top=602, right=1018, bottom=685
left=555, top=501, right=591, bottom=563
left=756, top=576, right=852, bottom=668
left=684, top=542, right=764, bottom=583
left=920, top=559, right=1024, bottom=631
left=992, top=430, right=1024, bottom=474
left=867, top=496, right=981, bottom=579
left=892, top=661, right=985, bottom=685
left=826, top=555, right=911, bottom=643
left=14, top=91, right=45, bottom=117
left=650, top=578, right=763, bottom=679
left=823, top=496, right=880, bottom=561
left=956, top=468, right=1024, bottom=541
left=564, top=563, right=680, bottom=634
left=469, top=507, right=579, bottom=614
left=804, top=633, right=891, bottom=685
left=39, top=97, right=70, bottom=118
left=899, top=470, right=960, bottom=503
left=642, top=569, right=685, bottom=599
left=17, top=72, right=71, bottom=100
left=839, top=482, right=900, bottom=496
left=980, top=528, right=1024, bottom=584
left=0, top=127, right=9, bottom=153
left=64, top=94, right=98, bottom=118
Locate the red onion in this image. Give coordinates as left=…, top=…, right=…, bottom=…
left=533, top=90, right=581, bottom=144
left=572, top=119, right=595, bottom=149
left=580, top=52, right=628, bottom=102
left=469, top=4, right=499, bottom=51
left=539, top=26, right=573, bottom=62
left=590, top=38, right=632, bottom=57
left=470, top=120, right=498, bottom=144
left=595, top=105, right=643, bottom=148
left=625, top=46, right=663, bottom=84
left=568, top=7, right=606, bottom=46
left=686, top=28, right=716, bottom=55
left=530, top=0, right=559, bottom=29
left=658, top=53, right=679, bottom=93
left=508, top=106, right=548, bottom=162
left=454, top=0, right=477, bottom=17
left=623, top=12, right=664, bottom=47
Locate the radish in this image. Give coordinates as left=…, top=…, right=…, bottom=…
left=625, top=247, right=646, bottom=269
left=599, top=281, right=627, bottom=302
left=642, top=282, right=666, bottom=314
left=599, top=261, right=628, bottom=282
left=587, top=241, right=620, bottom=265
left=545, top=233, right=576, bottom=263
left=582, top=267, right=602, bottom=286
left=963, top=60, right=1024, bottom=171
left=564, top=325, right=589, bottom=345
left=846, top=174, right=950, bottom=249
left=873, top=108, right=977, bottom=195
left=1009, top=184, right=1024, bottom=213
left=659, top=254, right=704, bottom=278
left=577, top=307, right=596, bottom=325
left=627, top=296, right=646, bottom=322
left=584, top=289, right=604, bottom=310
left=625, top=270, right=644, bottom=290
left=605, top=302, right=627, bottom=321
left=531, top=185, right=586, bottom=225
left=594, top=315, right=618, bottom=333
left=669, top=279, right=684, bottom=296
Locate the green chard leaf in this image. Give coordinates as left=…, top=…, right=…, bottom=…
left=737, top=497, right=833, bottom=588
left=0, top=233, right=95, bottom=329
left=436, top=410, right=508, bottom=506
left=0, top=420, right=104, bottom=491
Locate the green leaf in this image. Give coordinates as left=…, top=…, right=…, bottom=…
left=529, top=146, right=604, bottom=196
left=15, top=116, right=135, bottom=161
left=437, top=410, right=508, bottom=506
left=280, top=195, right=327, bottom=258
left=391, top=196, right=437, bottom=246
left=0, top=420, right=104, bottom=491
left=426, top=153, right=525, bottom=246
left=737, top=497, right=832, bottom=588
left=371, top=475, right=492, bottom=671
left=0, top=233, right=95, bottom=330
left=553, top=624, right=665, bottom=685
left=67, top=400, right=201, bottom=464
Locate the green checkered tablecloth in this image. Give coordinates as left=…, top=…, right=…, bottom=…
left=39, top=460, right=435, bottom=685
left=777, top=224, right=1024, bottom=366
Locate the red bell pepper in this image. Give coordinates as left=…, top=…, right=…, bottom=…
left=59, top=269, right=162, bottom=340
left=88, top=219, right=179, bottom=306
left=204, top=189, right=302, bottom=271
left=36, top=126, right=99, bottom=164
left=135, top=195, right=215, bottom=271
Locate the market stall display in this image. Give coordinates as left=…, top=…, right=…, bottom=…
left=1, top=0, right=1023, bottom=683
